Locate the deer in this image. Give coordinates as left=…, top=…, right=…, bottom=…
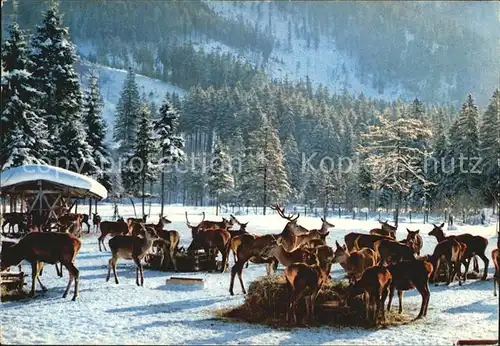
left=399, top=229, right=423, bottom=256
left=332, top=241, right=378, bottom=283
left=386, top=259, right=433, bottom=320
left=284, top=249, right=334, bottom=325
left=229, top=214, right=249, bottom=234
left=269, top=237, right=316, bottom=268
left=229, top=233, right=280, bottom=295
left=301, top=238, right=327, bottom=249
left=369, top=220, right=397, bottom=239
left=92, top=213, right=102, bottom=232
left=269, top=204, right=309, bottom=251
left=425, top=238, right=467, bottom=286
left=1, top=212, right=30, bottom=233
left=188, top=228, right=232, bottom=273
left=345, top=265, right=392, bottom=326
left=126, top=214, right=149, bottom=227
left=492, top=247, right=499, bottom=296
left=0, top=232, right=81, bottom=300
left=373, top=239, right=415, bottom=266
left=106, top=225, right=158, bottom=286
left=344, top=232, right=392, bottom=252
left=154, top=229, right=180, bottom=272
left=428, top=223, right=489, bottom=280
left=98, top=219, right=131, bottom=252
left=185, top=211, right=234, bottom=238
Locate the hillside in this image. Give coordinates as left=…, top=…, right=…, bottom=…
left=2, top=0, right=499, bottom=106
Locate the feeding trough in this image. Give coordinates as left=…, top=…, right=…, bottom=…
left=145, top=247, right=221, bottom=272
left=166, top=276, right=205, bottom=287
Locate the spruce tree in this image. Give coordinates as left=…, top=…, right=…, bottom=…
left=1, top=22, right=48, bottom=169
left=282, top=134, right=301, bottom=201
left=480, top=89, right=500, bottom=206
left=208, top=139, right=234, bottom=215
left=29, top=4, right=86, bottom=163
left=239, top=117, right=290, bottom=215
left=153, top=94, right=185, bottom=216
left=82, top=70, right=112, bottom=189
left=113, top=67, right=141, bottom=155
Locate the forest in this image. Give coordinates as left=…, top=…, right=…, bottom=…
left=1, top=3, right=499, bottom=222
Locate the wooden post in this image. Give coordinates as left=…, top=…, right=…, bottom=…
left=38, top=180, right=43, bottom=216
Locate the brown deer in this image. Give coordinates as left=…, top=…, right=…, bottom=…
left=386, top=259, right=433, bottom=320
left=492, top=247, right=499, bottom=296
left=344, top=232, right=392, bottom=252
left=2, top=212, right=29, bottom=233
left=268, top=237, right=315, bottom=268
left=428, top=223, right=489, bottom=280
left=229, top=234, right=280, bottom=295
left=400, top=229, right=423, bottom=256
left=146, top=215, right=172, bottom=232
left=345, top=265, right=392, bottom=326
left=98, top=219, right=131, bottom=251
left=301, top=238, right=327, bottom=249
left=230, top=214, right=249, bottom=232
left=284, top=250, right=333, bottom=325
left=126, top=214, right=148, bottom=228
left=270, top=204, right=309, bottom=251
left=373, top=239, right=415, bottom=265
left=154, top=229, right=180, bottom=271
left=188, top=228, right=232, bottom=273
left=185, top=211, right=234, bottom=238
left=106, top=225, right=158, bottom=286
left=92, top=213, right=102, bottom=232
left=369, top=220, right=397, bottom=239
left=332, top=241, right=378, bottom=283
left=0, top=232, right=81, bottom=300
left=427, top=238, right=467, bottom=286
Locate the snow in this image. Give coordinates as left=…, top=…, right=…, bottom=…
left=204, top=1, right=411, bottom=101
left=1, top=204, right=498, bottom=344
left=0, top=164, right=108, bottom=200
left=77, top=59, right=186, bottom=143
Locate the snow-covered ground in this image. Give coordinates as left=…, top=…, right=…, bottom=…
left=1, top=204, right=498, bottom=344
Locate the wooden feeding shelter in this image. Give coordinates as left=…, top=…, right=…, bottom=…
left=0, top=164, right=108, bottom=228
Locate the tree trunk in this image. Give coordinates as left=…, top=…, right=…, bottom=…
left=394, top=190, right=402, bottom=227
left=130, top=197, right=137, bottom=217
left=141, top=177, right=145, bottom=218
left=160, top=163, right=165, bottom=217
left=215, top=193, right=219, bottom=216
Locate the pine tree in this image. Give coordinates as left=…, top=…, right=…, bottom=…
left=1, top=22, right=48, bottom=169
left=153, top=94, right=185, bottom=216
left=208, top=139, right=234, bottom=215
left=448, top=94, right=482, bottom=209
left=113, top=67, right=141, bottom=155
left=123, top=103, right=158, bottom=216
left=82, top=70, right=112, bottom=189
left=282, top=134, right=301, bottom=201
left=29, top=4, right=86, bottom=160
left=239, top=117, right=290, bottom=214
left=479, top=89, right=500, bottom=206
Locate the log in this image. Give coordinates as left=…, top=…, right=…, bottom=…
left=166, top=276, right=204, bottom=286
left=454, top=340, right=498, bottom=346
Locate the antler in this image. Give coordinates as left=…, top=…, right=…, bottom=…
left=185, top=211, right=192, bottom=227
left=270, top=204, right=299, bottom=222
left=230, top=214, right=241, bottom=225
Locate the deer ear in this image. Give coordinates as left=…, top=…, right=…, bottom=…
left=324, top=231, right=330, bottom=237
left=407, top=228, right=410, bottom=233
left=415, top=230, right=419, bottom=234
left=335, top=240, right=341, bottom=248
left=439, top=222, right=445, bottom=228
left=243, top=222, right=248, bottom=226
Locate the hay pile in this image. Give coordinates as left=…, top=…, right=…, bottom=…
left=220, top=274, right=411, bottom=328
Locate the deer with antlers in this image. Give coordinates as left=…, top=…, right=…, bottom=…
left=185, top=211, right=234, bottom=238
left=269, top=204, right=309, bottom=251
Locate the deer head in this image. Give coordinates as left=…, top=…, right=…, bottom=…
left=429, top=223, right=445, bottom=237
left=332, top=240, right=349, bottom=264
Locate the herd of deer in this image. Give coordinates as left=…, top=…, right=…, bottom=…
left=0, top=206, right=498, bottom=327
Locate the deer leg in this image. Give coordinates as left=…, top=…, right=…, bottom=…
left=433, top=257, right=442, bottom=285
left=463, top=257, right=471, bottom=282
left=494, top=277, right=498, bottom=297
left=229, top=261, right=245, bottom=295
left=380, top=285, right=389, bottom=323
left=133, top=257, right=142, bottom=286
left=453, top=259, right=462, bottom=286
left=64, top=262, right=79, bottom=301
left=109, top=255, right=119, bottom=284
left=36, top=262, right=47, bottom=292
left=397, top=290, right=404, bottom=314
left=415, top=284, right=430, bottom=319
left=478, top=253, right=489, bottom=280
left=473, top=255, right=479, bottom=273
left=30, top=262, right=39, bottom=297
left=98, top=235, right=104, bottom=252
left=387, top=284, right=395, bottom=311
left=364, top=292, right=370, bottom=322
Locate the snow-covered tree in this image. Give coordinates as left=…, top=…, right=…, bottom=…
left=113, top=67, right=141, bottom=155
left=282, top=134, right=301, bottom=201
left=358, top=114, right=433, bottom=226
left=239, top=117, right=290, bottom=214
left=123, top=103, right=158, bottom=216
left=82, top=70, right=112, bottom=189
left=153, top=94, right=185, bottom=216
left=208, top=139, right=234, bottom=215
left=1, top=22, right=48, bottom=169
left=29, top=4, right=85, bottom=159
left=480, top=89, right=500, bottom=207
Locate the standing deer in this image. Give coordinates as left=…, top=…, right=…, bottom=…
left=369, top=220, right=397, bottom=239
left=185, top=211, right=234, bottom=238
left=284, top=250, right=333, bottom=325
left=92, top=213, right=102, bottom=232
left=428, top=223, right=489, bottom=280
left=345, top=265, right=392, bottom=326
left=400, top=229, right=423, bottom=256
left=188, top=228, right=231, bottom=273
left=386, top=259, right=433, bottom=320
left=1, top=232, right=81, bottom=300
left=98, top=219, right=130, bottom=251
left=426, top=238, right=467, bottom=286
left=269, top=204, right=309, bottom=251
left=332, top=241, right=378, bottom=283
left=344, top=232, right=392, bottom=252
left=154, top=229, right=180, bottom=271
left=106, top=225, right=159, bottom=286
left=492, top=247, right=499, bottom=296
left=373, top=239, right=415, bottom=265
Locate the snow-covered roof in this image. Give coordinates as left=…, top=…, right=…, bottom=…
left=0, top=164, right=107, bottom=200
